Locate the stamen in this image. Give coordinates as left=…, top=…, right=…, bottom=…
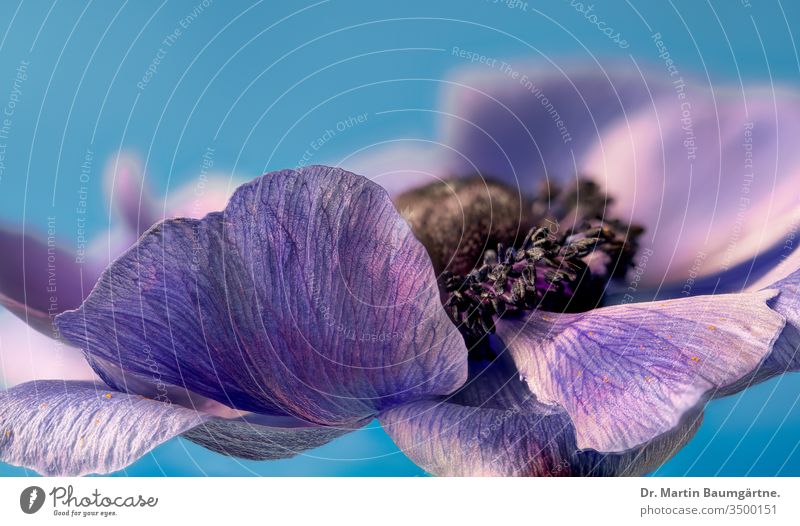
left=394, top=175, right=642, bottom=342
left=394, top=177, right=534, bottom=275
left=440, top=178, right=641, bottom=340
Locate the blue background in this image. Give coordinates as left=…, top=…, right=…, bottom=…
left=0, top=0, right=798, bottom=476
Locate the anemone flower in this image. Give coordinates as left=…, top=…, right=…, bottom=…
left=2, top=62, right=800, bottom=477
left=0, top=160, right=796, bottom=477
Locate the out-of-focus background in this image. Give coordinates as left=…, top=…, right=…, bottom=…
left=1, top=0, right=799, bottom=476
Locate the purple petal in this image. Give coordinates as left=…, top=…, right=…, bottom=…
left=440, top=61, right=669, bottom=188
left=57, top=166, right=467, bottom=426
left=583, top=89, right=800, bottom=286
left=0, top=380, right=209, bottom=476
left=762, top=270, right=800, bottom=377
left=0, top=379, right=346, bottom=475
left=82, top=226, right=139, bottom=290
left=183, top=415, right=350, bottom=461
left=86, top=355, right=354, bottom=460
left=381, top=354, right=700, bottom=476
left=495, top=289, right=784, bottom=452
left=0, top=227, right=86, bottom=335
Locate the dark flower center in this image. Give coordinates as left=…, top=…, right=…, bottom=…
left=395, top=176, right=642, bottom=346
left=394, top=178, right=534, bottom=276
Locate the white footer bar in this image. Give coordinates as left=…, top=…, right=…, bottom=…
left=0, top=477, right=797, bottom=525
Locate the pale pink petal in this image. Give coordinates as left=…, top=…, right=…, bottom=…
left=439, top=60, right=671, bottom=191
left=584, top=87, right=800, bottom=286
left=330, top=142, right=449, bottom=197
left=165, top=173, right=239, bottom=219
left=0, top=311, right=96, bottom=388
left=103, top=151, right=159, bottom=235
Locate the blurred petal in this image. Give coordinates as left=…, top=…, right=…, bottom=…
left=0, top=380, right=209, bottom=476
left=0, top=227, right=85, bottom=334
left=440, top=61, right=669, bottom=190
left=1, top=152, right=152, bottom=339
left=747, top=239, right=800, bottom=292
left=381, top=353, right=700, bottom=476
left=165, top=173, right=238, bottom=219
left=495, top=289, right=784, bottom=453
left=103, top=151, right=159, bottom=236
left=57, top=166, right=467, bottom=426
left=584, top=88, right=800, bottom=286
left=332, top=141, right=449, bottom=197
left=0, top=311, right=95, bottom=388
